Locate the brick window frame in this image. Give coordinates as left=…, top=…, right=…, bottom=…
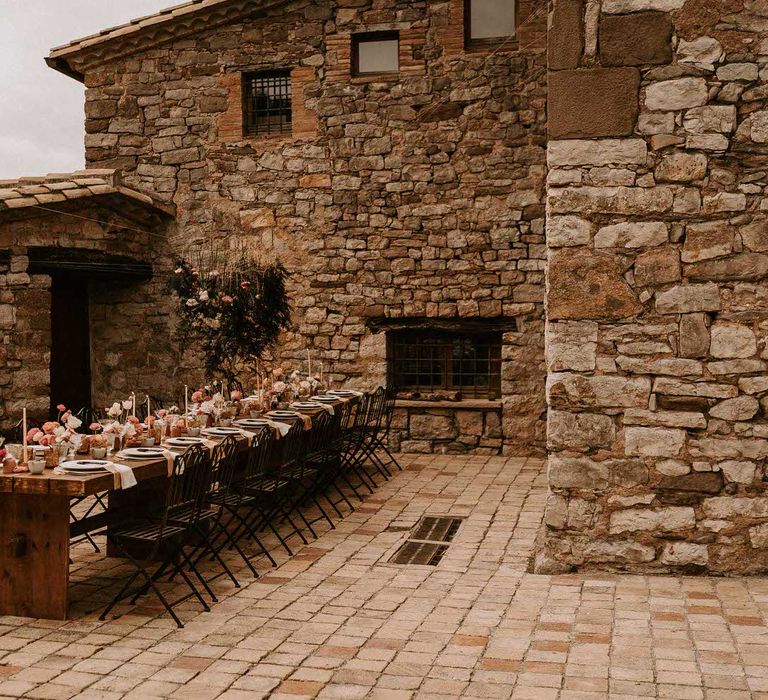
left=463, top=0, right=520, bottom=50
left=440, top=0, right=543, bottom=58
left=326, top=26, right=425, bottom=84
left=351, top=31, right=401, bottom=78
left=217, top=66, right=317, bottom=142
left=242, top=70, right=292, bottom=137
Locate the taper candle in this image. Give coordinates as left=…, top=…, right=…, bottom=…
left=307, top=349, right=312, bottom=377
left=184, top=385, right=189, bottom=416
left=22, top=407, right=28, bottom=464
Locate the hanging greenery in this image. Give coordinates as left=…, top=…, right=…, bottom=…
left=170, top=250, right=291, bottom=380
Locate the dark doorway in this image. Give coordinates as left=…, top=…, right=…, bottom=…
left=50, top=275, right=91, bottom=417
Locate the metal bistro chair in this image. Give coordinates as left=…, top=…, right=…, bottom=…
left=340, top=392, right=379, bottom=496
left=358, top=386, right=400, bottom=481
left=236, top=421, right=312, bottom=556
left=211, top=427, right=279, bottom=568
left=100, top=444, right=213, bottom=628
left=165, top=436, right=242, bottom=600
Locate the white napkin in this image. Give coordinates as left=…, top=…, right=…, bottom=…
left=106, top=463, right=138, bottom=489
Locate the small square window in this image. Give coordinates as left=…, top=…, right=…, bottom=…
left=242, top=70, right=292, bottom=137
left=465, top=0, right=517, bottom=47
left=352, top=32, right=400, bottom=76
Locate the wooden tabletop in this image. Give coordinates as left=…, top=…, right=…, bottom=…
left=0, top=456, right=170, bottom=498
left=0, top=396, right=357, bottom=499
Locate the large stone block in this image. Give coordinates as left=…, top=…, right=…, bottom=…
left=548, top=139, right=647, bottom=167
left=548, top=0, right=584, bottom=70
left=599, top=12, right=673, bottom=67
left=645, top=78, right=708, bottom=111
left=634, top=248, right=681, bottom=287
left=409, top=413, right=456, bottom=440
left=609, top=507, right=695, bottom=534
left=682, top=222, right=734, bottom=263
left=656, top=152, right=708, bottom=183
left=548, top=373, right=652, bottom=409
left=548, top=216, right=592, bottom=247
left=583, top=540, right=656, bottom=563
left=709, top=322, right=756, bottom=359
left=548, top=250, right=642, bottom=320
left=549, top=456, right=648, bottom=490
left=549, top=68, right=640, bottom=139
left=655, top=283, right=721, bottom=314
left=625, top=426, right=686, bottom=457
left=679, top=314, right=710, bottom=358
left=549, top=185, right=674, bottom=215
left=686, top=253, right=768, bottom=282
left=545, top=321, right=598, bottom=372
left=660, top=542, right=708, bottom=566
left=594, top=221, right=667, bottom=249
left=547, top=410, right=616, bottom=451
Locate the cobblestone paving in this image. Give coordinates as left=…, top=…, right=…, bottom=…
left=2, top=454, right=768, bottom=699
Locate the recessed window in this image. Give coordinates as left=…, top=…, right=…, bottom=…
left=242, top=70, right=292, bottom=136
left=388, top=330, right=502, bottom=399
left=352, top=32, right=400, bottom=76
left=465, top=0, right=517, bottom=47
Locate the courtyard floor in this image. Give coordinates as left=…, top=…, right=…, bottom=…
left=2, top=454, right=768, bottom=699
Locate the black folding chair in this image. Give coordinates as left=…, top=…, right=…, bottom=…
left=99, top=445, right=213, bottom=628
left=236, top=421, right=311, bottom=555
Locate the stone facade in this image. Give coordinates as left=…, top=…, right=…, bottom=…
left=0, top=172, right=177, bottom=425
left=48, top=0, right=548, bottom=455
left=542, top=0, right=768, bottom=574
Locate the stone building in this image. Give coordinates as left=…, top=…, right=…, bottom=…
left=35, top=0, right=548, bottom=456
left=3, top=0, right=768, bottom=574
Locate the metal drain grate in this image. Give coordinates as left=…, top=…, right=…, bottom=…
left=389, top=541, right=449, bottom=566
left=411, top=516, right=462, bottom=543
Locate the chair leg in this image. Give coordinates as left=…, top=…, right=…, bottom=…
left=214, top=519, right=258, bottom=577
left=100, top=566, right=141, bottom=621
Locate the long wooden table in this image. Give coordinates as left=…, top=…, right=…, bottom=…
left=0, top=455, right=172, bottom=620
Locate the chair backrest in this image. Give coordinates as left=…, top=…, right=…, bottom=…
left=366, top=387, right=387, bottom=429
left=280, top=420, right=305, bottom=471
left=163, top=444, right=211, bottom=532
left=305, top=411, right=333, bottom=457
left=209, top=435, right=240, bottom=493
left=242, top=426, right=275, bottom=487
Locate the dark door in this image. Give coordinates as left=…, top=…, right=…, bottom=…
left=50, top=275, right=92, bottom=417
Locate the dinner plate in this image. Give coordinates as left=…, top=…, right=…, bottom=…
left=202, top=427, right=242, bottom=437
left=165, top=436, right=206, bottom=447
left=291, top=402, right=323, bottom=409
left=312, top=396, right=337, bottom=402
left=60, top=459, right=113, bottom=473
left=267, top=411, right=301, bottom=419
left=234, top=419, right=270, bottom=428
left=327, top=390, right=358, bottom=396
left=119, top=447, right=166, bottom=459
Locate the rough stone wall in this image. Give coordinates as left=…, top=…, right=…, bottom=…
left=543, top=0, right=768, bottom=573
left=79, top=0, right=548, bottom=454
left=0, top=207, right=178, bottom=425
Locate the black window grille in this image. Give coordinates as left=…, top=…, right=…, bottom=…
left=388, top=330, right=502, bottom=399
left=242, top=70, right=292, bottom=136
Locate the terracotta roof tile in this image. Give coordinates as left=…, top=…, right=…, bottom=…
left=47, top=0, right=265, bottom=80
left=0, top=170, right=175, bottom=218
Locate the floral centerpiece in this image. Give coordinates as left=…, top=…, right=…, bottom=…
left=170, top=249, right=291, bottom=382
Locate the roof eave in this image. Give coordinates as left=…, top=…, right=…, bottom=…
left=45, top=55, right=85, bottom=83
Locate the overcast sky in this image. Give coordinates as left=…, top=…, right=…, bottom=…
left=0, top=1, right=174, bottom=180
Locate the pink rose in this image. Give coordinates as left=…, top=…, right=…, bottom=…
left=42, top=421, right=60, bottom=434
left=191, top=390, right=204, bottom=403
left=222, top=295, right=234, bottom=304
left=230, top=391, right=242, bottom=401
left=56, top=403, right=67, bottom=412
left=156, top=409, right=167, bottom=418
left=26, top=428, right=42, bottom=442
left=89, top=422, right=102, bottom=432
left=127, top=416, right=140, bottom=425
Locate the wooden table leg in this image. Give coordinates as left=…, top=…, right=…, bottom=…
left=0, top=493, right=70, bottom=620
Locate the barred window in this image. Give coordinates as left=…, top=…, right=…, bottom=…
left=242, top=70, right=292, bottom=136
left=388, top=330, right=502, bottom=399
left=465, top=0, right=517, bottom=47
